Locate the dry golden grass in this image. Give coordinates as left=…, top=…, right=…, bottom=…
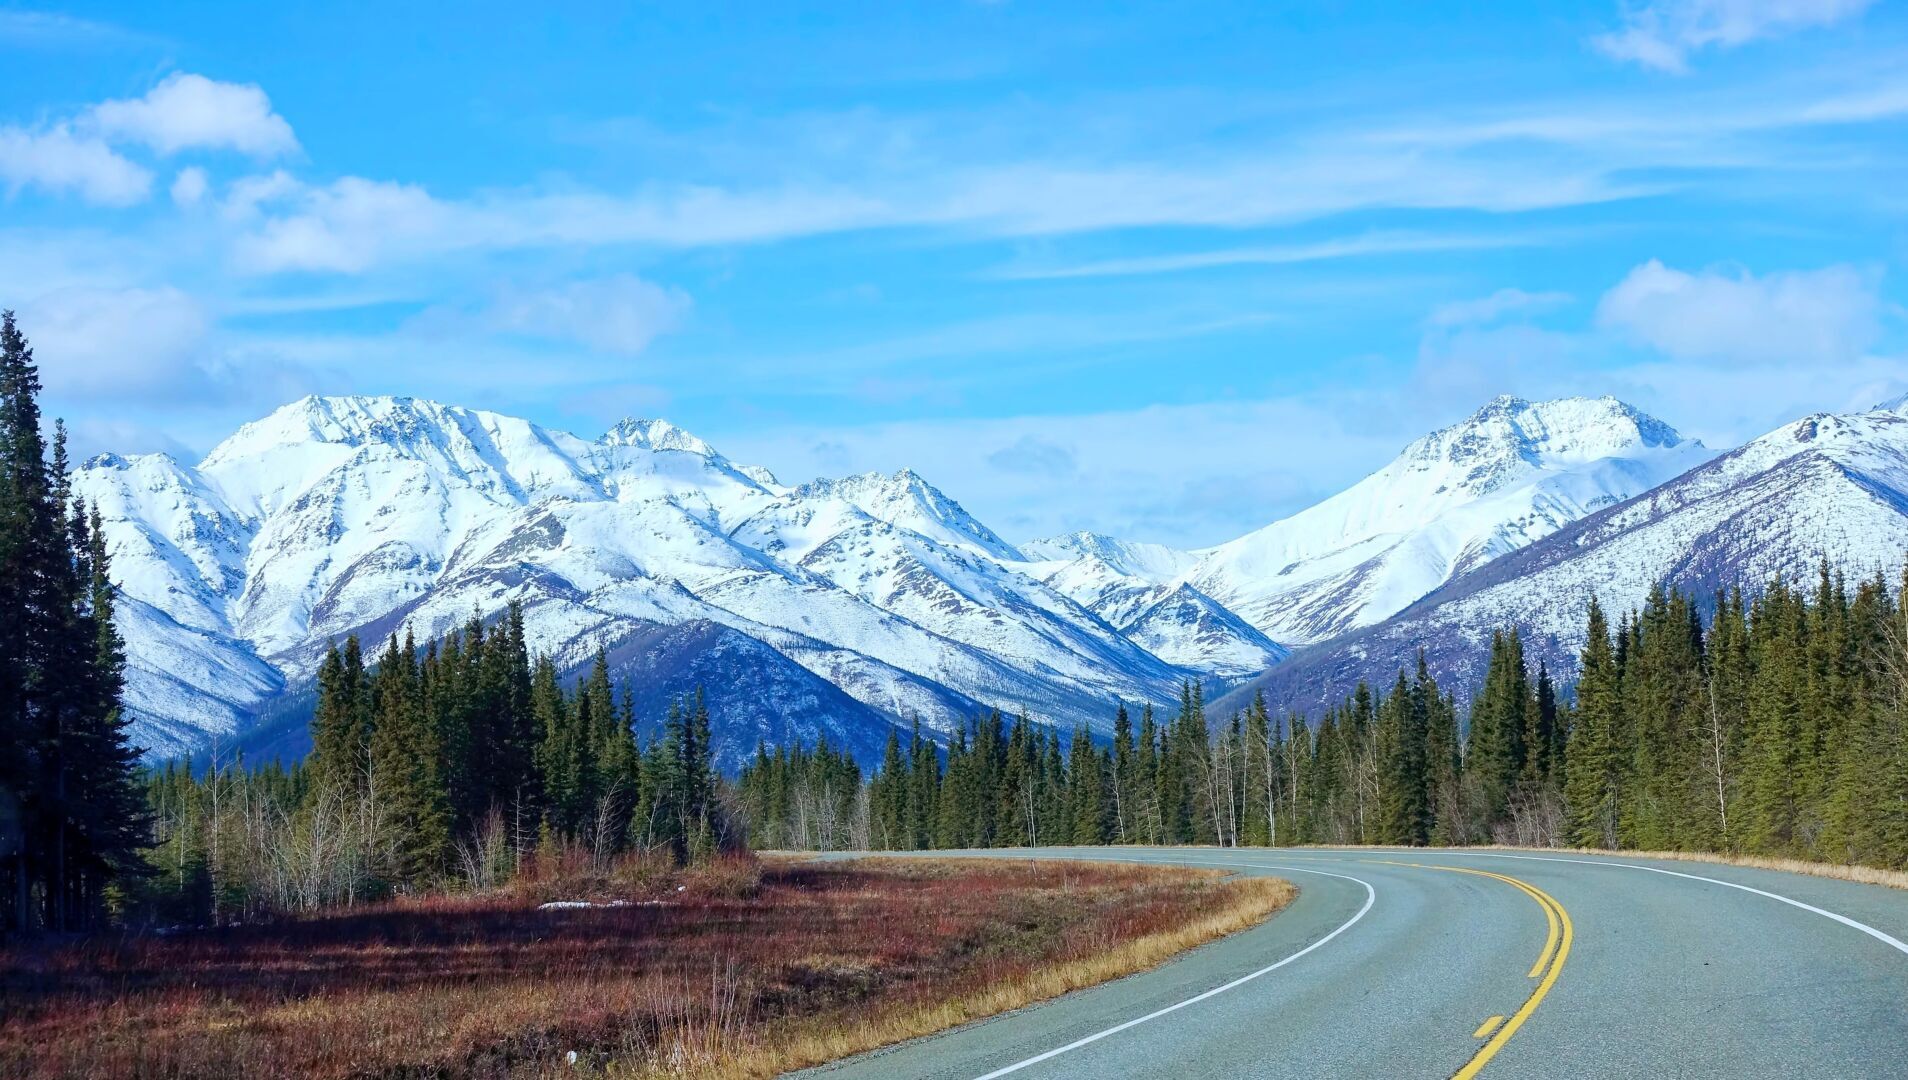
left=1538, top=846, right=1908, bottom=891
left=0, top=855, right=1294, bottom=1080
left=661, top=862, right=1294, bottom=1080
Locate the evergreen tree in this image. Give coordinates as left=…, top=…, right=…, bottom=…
left=368, top=633, right=451, bottom=887
left=1566, top=599, right=1623, bottom=847
left=0, top=313, right=146, bottom=931
left=1377, top=669, right=1430, bottom=845
left=1135, top=705, right=1160, bottom=843
left=907, top=719, right=938, bottom=850
left=1068, top=727, right=1109, bottom=844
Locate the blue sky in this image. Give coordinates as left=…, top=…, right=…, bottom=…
left=3, top=0, right=1906, bottom=546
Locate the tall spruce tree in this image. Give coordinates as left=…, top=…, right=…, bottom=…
left=1565, top=598, right=1624, bottom=847
left=0, top=313, right=146, bottom=931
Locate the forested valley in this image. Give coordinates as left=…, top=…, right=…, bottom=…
left=7, top=302, right=1908, bottom=938
left=745, top=574, right=1908, bottom=874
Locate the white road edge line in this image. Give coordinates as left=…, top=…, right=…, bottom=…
left=1281, top=848, right=1908, bottom=958
left=970, top=858, right=1377, bottom=1080
left=1436, top=851, right=1908, bottom=958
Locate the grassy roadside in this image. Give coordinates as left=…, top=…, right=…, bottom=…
left=700, top=859, right=1293, bottom=1080
left=1509, top=846, right=1908, bottom=891
left=0, top=856, right=1294, bottom=1080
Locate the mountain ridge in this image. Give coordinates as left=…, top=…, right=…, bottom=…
left=79, top=390, right=1732, bottom=767
left=1215, top=401, right=1908, bottom=722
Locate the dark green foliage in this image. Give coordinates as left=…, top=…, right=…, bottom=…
left=138, top=617, right=719, bottom=920
left=0, top=313, right=148, bottom=932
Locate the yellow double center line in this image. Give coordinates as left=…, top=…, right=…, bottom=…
left=1375, top=860, right=1573, bottom=1079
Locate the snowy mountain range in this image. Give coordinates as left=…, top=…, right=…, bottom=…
left=85, top=389, right=1870, bottom=767
left=1056, top=395, right=1713, bottom=646
left=76, top=396, right=1197, bottom=766
left=1219, top=398, right=1908, bottom=719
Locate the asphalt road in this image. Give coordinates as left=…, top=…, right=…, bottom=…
left=797, top=847, right=1908, bottom=1079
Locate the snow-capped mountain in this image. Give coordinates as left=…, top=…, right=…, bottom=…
left=1183, top=395, right=1714, bottom=645
left=79, top=390, right=1756, bottom=764
left=76, top=396, right=1217, bottom=764
left=1221, top=399, right=1908, bottom=719
left=1022, top=532, right=1197, bottom=581
left=1032, top=553, right=1285, bottom=677
left=1024, top=396, right=1711, bottom=654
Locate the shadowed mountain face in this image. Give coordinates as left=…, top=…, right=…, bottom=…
left=1215, top=403, right=1908, bottom=722
left=78, top=390, right=1741, bottom=767
left=1178, top=395, right=1713, bottom=647
left=75, top=396, right=1215, bottom=764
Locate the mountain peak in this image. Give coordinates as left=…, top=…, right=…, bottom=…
left=793, top=468, right=1021, bottom=560
left=204, top=394, right=461, bottom=463
left=1411, top=395, right=1686, bottom=476
left=598, top=417, right=718, bottom=457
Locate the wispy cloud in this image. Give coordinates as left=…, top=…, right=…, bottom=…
left=1593, top=0, right=1877, bottom=73
left=410, top=275, right=692, bottom=356
left=991, top=231, right=1543, bottom=281
left=203, top=60, right=1908, bottom=278
left=0, top=10, right=161, bottom=50
left=219, top=155, right=1645, bottom=275
left=1596, top=259, right=1882, bottom=364
left=1428, top=288, right=1574, bottom=328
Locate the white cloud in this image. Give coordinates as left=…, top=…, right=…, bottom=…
left=716, top=398, right=1405, bottom=548
left=1600, top=354, right=1908, bottom=446
left=184, top=62, right=1908, bottom=277
left=1596, top=259, right=1882, bottom=365
left=1428, top=288, right=1573, bottom=328
left=23, top=286, right=212, bottom=400
left=88, top=73, right=298, bottom=157
left=994, top=231, right=1540, bottom=281
left=0, top=125, right=150, bottom=205
left=480, top=275, right=691, bottom=355
left=231, top=176, right=460, bottom=271
left=1594, top=0, right=1876, bottom=73
left=170, top=166, right=208, bottom=206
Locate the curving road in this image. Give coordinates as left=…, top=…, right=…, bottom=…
left=798, top=848, right=1908, bottom=1079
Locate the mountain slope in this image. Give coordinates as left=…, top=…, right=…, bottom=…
left=1185, top=395, right=1714, bottom=646
left=1220, top=403, right=1908, bottom=719
left=76, top=396, right=1217, bottom=762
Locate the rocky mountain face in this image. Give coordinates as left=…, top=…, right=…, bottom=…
left=1181, top=395, right=1714, bottom=645
left=77, top=396, right=1204, bottom=765
left=79, top=391, right=1761, bottom=767
left=1217, top=400, right=1908, bottom=721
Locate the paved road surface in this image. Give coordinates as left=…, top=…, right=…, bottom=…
left=797, top=847, right=1908, bottom=1079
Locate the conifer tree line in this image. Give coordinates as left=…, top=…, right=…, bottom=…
left=141, top=621, right=731, bottom=921
left=0, top=312, right=147, bottom=934
left=739, top=672, right=1466, bottom=852
left=741, top=570, right=1908, bottom=871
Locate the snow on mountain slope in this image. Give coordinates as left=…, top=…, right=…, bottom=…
left=1222, top=402, right=1908, bottom=720
left=76, top=396, right=1223, bottom=762
left=90, top=391, right=1722, bottom=760
left=1119, top=584, right=1290, bottom=676
left=1185, top=396, right=1713, bottom=645
left=1034, top=555, right=1284, bottom=677
left=783, top=469, right=1024, bottom=560
left=1021, top=532, right=1196, bottom=582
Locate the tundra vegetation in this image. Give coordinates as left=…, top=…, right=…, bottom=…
left=0, top=856, right=1290, bottom=1079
